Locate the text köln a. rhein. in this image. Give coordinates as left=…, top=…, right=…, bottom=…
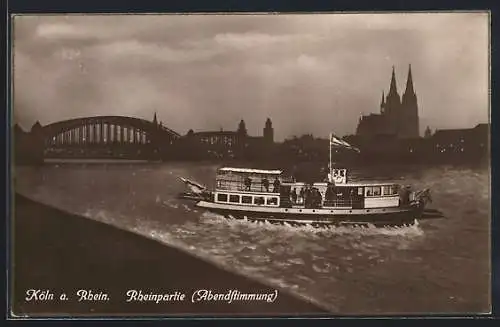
left=25, top=289, right=110, bottom=302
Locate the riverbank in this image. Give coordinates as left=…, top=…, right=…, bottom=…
left=11, top=193, right=327, bottom=317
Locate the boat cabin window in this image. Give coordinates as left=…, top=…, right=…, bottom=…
left=383, top=185, right=398, bottom=196
left=217, top=193, right=228, bottom=202
left=229, top=194, right=240, bottom=203
left=241, top=195, right=252, bottom=204
left=365, top=186, right=382, bottom=197
left=254, top=197, right=265, bottom=205
left=267, top=197, right=278, bottom=205
left=357, top=187, right=363, bottom=196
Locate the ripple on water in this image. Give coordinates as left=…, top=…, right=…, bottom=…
left=312, top=263, right=331, bottom=273
left=288, top=258, right=305, bottom=265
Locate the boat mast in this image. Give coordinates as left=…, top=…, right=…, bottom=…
left=328, top=132, right=331, bottom=170
left=329, top=132, right=332, bottom=180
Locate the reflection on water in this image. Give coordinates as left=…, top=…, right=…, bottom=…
left=14, top=162, right=490, bottom=314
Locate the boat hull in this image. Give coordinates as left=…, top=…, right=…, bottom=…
left=195, top=201, right=422, bottom=227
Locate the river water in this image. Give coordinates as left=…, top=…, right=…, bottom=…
left=14, top=162, right=491, bottom=314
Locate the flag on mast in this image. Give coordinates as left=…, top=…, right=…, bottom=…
left=330, top=133, right=360, bottom=153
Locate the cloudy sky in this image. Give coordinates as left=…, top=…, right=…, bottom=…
left=13, top=13, right=489, bottom=140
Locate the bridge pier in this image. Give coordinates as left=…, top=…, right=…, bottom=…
left=92, top=123, right=96, bottom=144
left=100, top=122, right=104, bottom=144
left=107, top=123, right=111, bottom=144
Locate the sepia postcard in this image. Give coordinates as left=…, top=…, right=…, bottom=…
left=10, top=12, right=491, bottom=318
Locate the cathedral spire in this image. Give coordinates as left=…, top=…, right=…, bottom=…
left=388, top=66, right=398, bottom=97
left=404, top=64, right=415, bottom=95
left=153, top=112, right=158, bottom=125
left=401, top=64, right=419, bottom=138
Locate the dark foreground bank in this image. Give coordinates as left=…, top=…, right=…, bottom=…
left=11, top=193, right=328, bottom=317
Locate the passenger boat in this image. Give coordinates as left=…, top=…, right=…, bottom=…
left=179, top=134, right=437, bottom=227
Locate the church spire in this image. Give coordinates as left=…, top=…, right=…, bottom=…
left=388, top=66, right=398, bottom=97
left=404, top=64, right=415, bottom=95
left=153, top=112, right=158, bottom=125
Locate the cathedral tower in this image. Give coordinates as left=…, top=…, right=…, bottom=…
left=384, top=66, right=401, bottom=135
left=385, top=67, right=401, bottom=112
left=355, top=65, right=421, bottom=139
left=401, top=64, right=419, bottom=138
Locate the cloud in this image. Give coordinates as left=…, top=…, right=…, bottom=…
left=36, top=23, right=90, bottom=39
left=213, top=32, right=324, bottom=49
left=87, top=39, right=221, bottom=63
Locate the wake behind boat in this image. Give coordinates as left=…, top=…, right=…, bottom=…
left=178, top=134, right=441, bottom=227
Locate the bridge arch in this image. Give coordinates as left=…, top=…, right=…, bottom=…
left=36, top=116, right=181, bottom=159
left=42, top=116, right=180, bottom=146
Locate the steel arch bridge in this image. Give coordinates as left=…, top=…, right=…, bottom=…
left=37, top=116, right=181, bottom=159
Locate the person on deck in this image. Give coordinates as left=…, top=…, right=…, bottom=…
left=349, top=189, right=355, bottom=199
left=331, top=188, right=338, bottom=206
left=244, top=176, right=252, bottom=191
left=262, top=177, right=269, bottom=192
left=291, top=188, right=297, bottom=204
left=299, top=187, right=305, bottom=205
left=311, top=188, right=321, bottom=208
left=325, top=185, right=333, bottom=206
left=304, top=187, right=312, bottom=208
left=273, top=177, right=281, bottom=193
left=399, top=185, right=411, bottom=205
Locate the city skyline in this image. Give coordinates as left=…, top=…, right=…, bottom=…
left=13, top=13, right=489, bottom=141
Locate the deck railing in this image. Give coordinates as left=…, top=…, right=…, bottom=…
left=286, top=198, right=363, bottom=208
left=216, top=179, right=281, bottom=193
left=322, top=199, right=362, bottom=208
